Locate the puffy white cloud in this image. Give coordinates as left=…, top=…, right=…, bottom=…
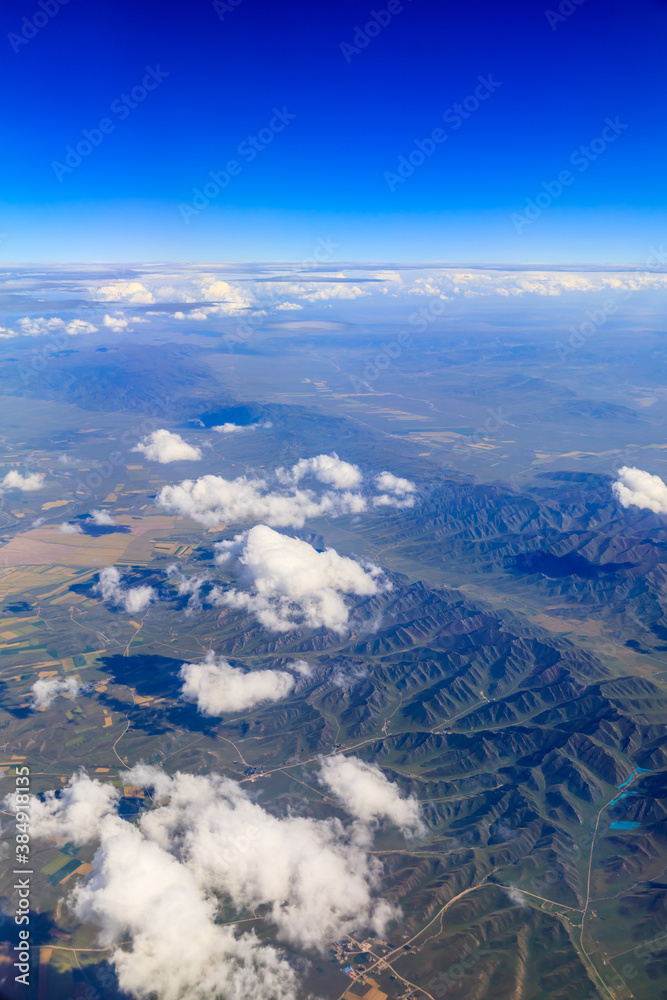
left=93, top=566, right=155, bottom=615
left=102, top=313, right=129, bottom=331
left=21, top=770, right=119, bottom=844
left=180, top=651, right=295, bottom=715
left=87, top=508, right=116, bottom=526
left=130, top=767, right=397, bottom=950
left=59, top=522, right=83, bottom=534
left=30, top=676, right=82, bottom=710
left=22, top=767, right=398, bottom=999
left=157, top=472, right=366, bottom=529
left=157, top=456, right=416, bottom=528
left=373, top=470, right=417, bottom=508
left=213, top=524, right=384, bottom=633
left=8, top=316, right=98, bottom=337
left=612, top=465, right=667, bottom=514
left=319, top=756, right=424, bottom=836
left=274, top=302, right=303, bottom=311
left=132, top=429, right=202, bottom=463
left=279, top=452, right=362, bottom=490
left=93, top=281, right=157, bottom=304
left=1, top=470, right=44, bottom=492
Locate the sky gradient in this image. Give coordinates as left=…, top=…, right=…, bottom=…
left=1, top=0, right=665, bottom=262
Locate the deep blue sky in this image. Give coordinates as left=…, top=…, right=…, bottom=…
left=1, top=0, right=665, bottom=261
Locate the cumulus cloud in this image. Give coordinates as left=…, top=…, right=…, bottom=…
left=87, top=508, right=116, bottom=526
left=612, top=465, right=667, bottom=514
left=21, top=767, right=398, bottom=1000
left=93, top=567, right=155, bottom=615
left=22, top=770, right=119, bottom=844
left=213, top=524, right=384, bottom=632
left=180, top=651, right=295, bottom=715
left=93, top=281, right=157, bottom=305
left=1, top=470, right=44, bottom=492
left=31, top=676, right=82, bottom=710
left=102, top=312, right=130, bottom=331
left=373, top=471, right=417, bottom=508
left=279, top=452, right=362, bottom=490
left=0, top=316, right=98, bottom=338
left=157, top=454, right=416, bottom=528
left=132, top=429, right=202, bottom=463
left=157, top=472, right=366, bottom=529
left=319, top=756, right=424, bottom=836
left=59, top=522, right=83, bottom=534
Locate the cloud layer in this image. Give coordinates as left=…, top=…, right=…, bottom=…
left=612, top=465, right=667, bottom=514
left=214, top=524, right=385, bottom=632
left=20, top=766, right=402, bottom=1000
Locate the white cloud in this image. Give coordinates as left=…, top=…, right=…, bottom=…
left=87, top=508, right=116, bottom=526
left=22, top=770, right=119, bottom=844
left=93, top=566, right=155, bottom=615
left=279, top=452, right=363, bottom=490
left=504, top=886, right=529, bottom=907
left=274, top=302, right=303, bottom=311
left=166, top=564, right=209, bottom=615
left=612, top=465, right=667, bottom=514
left=213, top=524, right=385, bottom=633
left=1, top=470, right=44, bottom=492
left=319, top=756, right=424, bottom=836
left=405, top=269, right=667, bottom=300
left=20, top=767, right=398, bottom=1000
left=130, top=767, right=398, bottom=950
left=93, top=281, right=157, bottom=305
left=59, top=522, right=83, bottom=534
left=102, top=313, right=130, bottom=331
left=157, top=472, right=366, bottom=529
left=30, top=676, right=82, bottom=710
left=180, top=650, right=295, bottom=715
left=285, top=659, right=312, bottom=677
left=132, top=429, right=202, bottom=463
left=263, top=279, right=369, bottom=303
left=373, top=471, right=417, bottom=508
left=211, top=421, right=272, bottom=434
left=11, top=316, right=97, bottom=337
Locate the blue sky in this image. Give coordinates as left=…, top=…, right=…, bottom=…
left=1, top=0, right=665, bottom=261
